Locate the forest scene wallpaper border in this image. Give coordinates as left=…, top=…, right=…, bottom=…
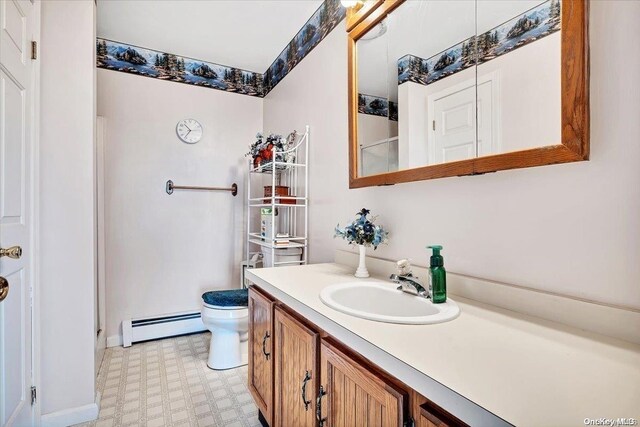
left=262, top=0, right=345, bottom=95
left=95, top=0, right=346, bottom=98
left=96, top=38, right=264, bottom=97
left=358, top=93, right=398, bottom=122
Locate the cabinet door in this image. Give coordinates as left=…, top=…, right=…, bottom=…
left=273, top=307, right=319, bottom=427
left=319, top=340, right=406, bottom=427
left=248, top=287, right=275, bottom=425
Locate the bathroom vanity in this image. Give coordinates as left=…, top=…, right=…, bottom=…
left=245, top=259, right=640, bottom=427
left=247, top=282, right=466, bottom=427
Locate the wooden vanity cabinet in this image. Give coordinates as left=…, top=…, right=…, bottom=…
left=318, top=339, right=407, bottom=427
left=248, top=287, right=275, bottom=426
left=273, top=307, right=319, bottom=427
left=248, top=284, right=464, bottom=427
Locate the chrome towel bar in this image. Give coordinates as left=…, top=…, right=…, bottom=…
left=166, top=180, right=238, bottom=196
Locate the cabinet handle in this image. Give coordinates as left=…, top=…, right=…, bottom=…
left=301, top=370, right=312, bottom=411
left=261, top=331, right=270, bottom=360
left=316, top=385, right=327, bottom=426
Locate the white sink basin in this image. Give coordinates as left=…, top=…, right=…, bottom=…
left=319, top=281, right=460, bottom=325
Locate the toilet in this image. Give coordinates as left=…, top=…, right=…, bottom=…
left=201, top=289, right=249, bottom=370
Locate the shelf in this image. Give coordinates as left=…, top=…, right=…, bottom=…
left=248, top=196, right=307, bottom=202
left=248, top=238, right=307, bottom=249
left=249, top=203, right=307, bottom=208
left=247, top=125, right=309, bottom=267
left=248, top=197, right=307, bottom=207
left=250, top=161, right=307, bottom=174
left=248, top=233, right=306, bottom=242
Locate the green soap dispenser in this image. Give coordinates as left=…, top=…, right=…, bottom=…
left=427, top=245, right=447, bottom=303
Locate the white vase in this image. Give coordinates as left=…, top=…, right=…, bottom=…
left=354, top=244, right=370, bottom=278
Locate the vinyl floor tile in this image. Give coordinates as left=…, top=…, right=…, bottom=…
left=74, top=333, right=259, bottom=427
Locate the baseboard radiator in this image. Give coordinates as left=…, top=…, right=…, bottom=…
left=122, top=311, right=206, bottom=347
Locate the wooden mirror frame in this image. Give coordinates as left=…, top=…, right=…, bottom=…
left=348, top=0, right=589, bottom=188
left=346, top=0, right=385, bottom=32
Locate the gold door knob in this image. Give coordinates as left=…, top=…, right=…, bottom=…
left=0, top=276, right=8, bottom=302
left=0, top=246, right=22, bottom=259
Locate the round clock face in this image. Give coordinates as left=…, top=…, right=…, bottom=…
left=176, top=119, right=203, bottom=144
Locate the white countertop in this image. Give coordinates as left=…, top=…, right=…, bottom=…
left=246, top=263, right=640, bottom=427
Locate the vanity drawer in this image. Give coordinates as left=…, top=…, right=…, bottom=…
left=418, top=406, right=449, bottom=427
left=414, top=392, right=468, bottom=427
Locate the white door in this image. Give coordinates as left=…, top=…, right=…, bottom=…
left=429, top=76, right=497, bottom=165
left=431, top=85, right=477, bottom=164
left=0, top=0, right=37, bottom=426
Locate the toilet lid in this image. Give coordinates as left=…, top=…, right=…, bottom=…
left=202, top=289, right=248, bottom=308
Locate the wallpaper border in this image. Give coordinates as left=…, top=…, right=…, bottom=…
left=263, top=0, right=346, bottom=95
left=358, top=93, right=398, bottom=122
left=96, top=0, right=346, bottom=98
left=96, top=38, right=264, bottom=97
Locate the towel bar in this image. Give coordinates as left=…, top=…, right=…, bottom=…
left=166, top=180, right=238, bottom=196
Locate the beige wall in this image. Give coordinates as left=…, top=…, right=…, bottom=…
left=263, top=2, right=640, bottom=310
left=97, top=70, right=263, bottom=341
left=40, top=0, right=97, bottom=417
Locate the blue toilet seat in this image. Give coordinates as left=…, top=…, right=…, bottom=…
left=202, top=289, right=249, bottom=308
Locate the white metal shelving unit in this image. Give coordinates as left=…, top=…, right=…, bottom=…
left=246, top=125, right=309, bottom=269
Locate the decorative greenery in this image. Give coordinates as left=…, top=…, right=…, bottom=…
left=246, top=131, right=297, bottom=168
left=335, top=208, right=388, bottom=250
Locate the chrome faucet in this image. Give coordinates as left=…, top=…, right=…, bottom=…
left=390, top=259, right=430, bottom=299
left=390, top=273, right=430, bottom=298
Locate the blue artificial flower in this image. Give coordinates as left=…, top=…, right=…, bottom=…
left=334, top=208, right=388, bottom=249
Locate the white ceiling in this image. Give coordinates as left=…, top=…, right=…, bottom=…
left=96, top=0, right=324, bottom=73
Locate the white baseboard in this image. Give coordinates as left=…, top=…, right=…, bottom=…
left=106, top=334, right=122, bottom=348
left=41, top=402, right=99, bottom=427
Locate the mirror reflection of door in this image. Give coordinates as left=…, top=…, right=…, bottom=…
left=355, top=0, right=561, bottom=178
left=431, top=83, right=477, bottom=165
left=428, top=72, right=499, bottom=165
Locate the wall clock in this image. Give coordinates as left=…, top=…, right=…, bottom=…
left=176, top=119, right=203, bottom=144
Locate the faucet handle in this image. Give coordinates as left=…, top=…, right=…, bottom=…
left=396, top=259, right=412, bottom=276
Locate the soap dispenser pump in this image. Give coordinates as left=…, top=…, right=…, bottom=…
left=427, top=245, right=447, bottom=303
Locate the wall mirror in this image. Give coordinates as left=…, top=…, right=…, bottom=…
left=348, top=0, right=588, bottom=187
